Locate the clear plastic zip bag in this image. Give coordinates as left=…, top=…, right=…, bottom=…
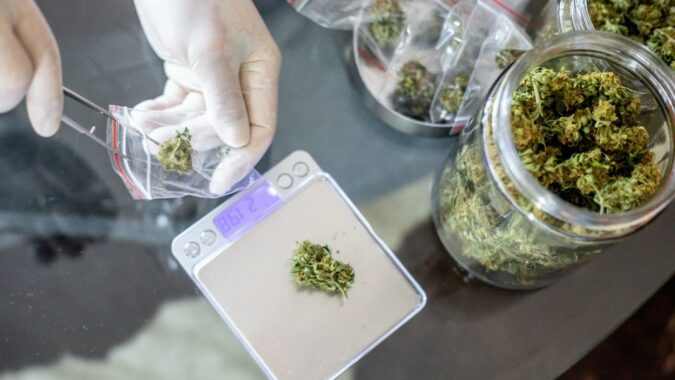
left=430, top=0, right=533, bottom=128
left=436, top=0, right=474, bottom=60
left=451, top=13, right=532, bottom=126
left=374, top=0, right=471, bottom=123
left=289, top=0, right=370, bottom=30
left=353, top=0, right=414, bottom=70
left=292, top=0, right=444, bottom=55
left=380, top=48, right=444, bottom=122
left=107, top=105, right=260, bottom=200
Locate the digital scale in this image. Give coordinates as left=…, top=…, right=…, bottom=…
left=172, top=151, right=426, bottom=380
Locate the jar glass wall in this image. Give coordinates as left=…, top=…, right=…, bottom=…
left=432, top=32, right=675, bottom=289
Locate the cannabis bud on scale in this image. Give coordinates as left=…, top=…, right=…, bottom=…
left=292, top=241, right=355, bottom=299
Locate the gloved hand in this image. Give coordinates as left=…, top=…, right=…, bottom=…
left=133, top=0, right=281, bottom=195
left=0, top=0, right=62, bottom=136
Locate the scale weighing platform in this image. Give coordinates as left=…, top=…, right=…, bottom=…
left=172, top=151, right=426, bottom=380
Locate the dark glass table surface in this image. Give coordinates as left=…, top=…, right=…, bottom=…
left=0, top=2, right=673, bottom=379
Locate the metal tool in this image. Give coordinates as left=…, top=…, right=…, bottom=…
left=60, top=114, right=132, bottom=159
left=62, top=87, right=161, bottom=146
left=63, top=87, right=118, bottom=122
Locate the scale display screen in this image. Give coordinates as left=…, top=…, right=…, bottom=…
left=213, top=180, right=283, bottom=240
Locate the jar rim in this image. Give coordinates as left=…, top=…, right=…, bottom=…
left=487, top=31, right=675, bottom=236
left=557, top=0, right=595, bottom=33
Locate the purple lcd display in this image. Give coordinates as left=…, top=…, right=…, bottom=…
left=213, top=180, right=283, bottom=240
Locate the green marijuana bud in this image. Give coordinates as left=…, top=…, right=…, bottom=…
left=511, top=67, right=661, bottom=213
left=369, top=0, right=406, bottom=45
left=589, top=0, right=674, bottom=69
left=292, top=241, right=355, bottom=299
left=496, top=49, right=526, bottom=69
left=157, top=128, right=193, bottom=175
left=594, top=152, right=661, bottom=213
left=648, top=26, right=675, bottom=70
left=438, top=144, right=586, bottom=283
left=439, top=75, right=468, bottom=114
left=392, top=60, right=436, bottom=120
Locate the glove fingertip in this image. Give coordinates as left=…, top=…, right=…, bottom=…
left=27, top=93, right=63, bottom=138
left=210, top=157, right=251, bottom=195
left=213, top=120, right=251, bottom=148
left=205, top=104, right=251, bottom=148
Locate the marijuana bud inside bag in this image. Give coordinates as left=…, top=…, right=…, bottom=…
left=384, top=1, right=465, bottom=121
left=368, top=0, right=407, bottom=44
left=430, top=6, right=533, bottom=127
left=157, top=128, right=193, bottom=175
left=106, top=106, right=259, bottom=200
left=292, top=240, right=355, bottom=299
left=438, top=74, right=468, bottom=115
left=495, top=48, right=525, bottom=69
left=389, top=58, right=468, bottom=124
left=391, top=60, right=437, bottom=120
left=351, top=0, right=488, bottom=127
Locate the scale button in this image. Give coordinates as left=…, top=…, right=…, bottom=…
left=277, top=173, right=293, bottom=189
left=292, top=162, right=310, bottom=177
left=200, top=230, right=217, bottom=246
left=184, top=241, right=200, bottom=258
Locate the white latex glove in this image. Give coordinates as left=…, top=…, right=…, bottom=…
left=133, top=0, right=281, bottom=195
left=0, top=0, right=62, bottom=136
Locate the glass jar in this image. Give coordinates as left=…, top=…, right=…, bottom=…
left=432, top=32, right=675, bottom=289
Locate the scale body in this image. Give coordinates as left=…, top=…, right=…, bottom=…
left=172, top=151, right=426, bottom=380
